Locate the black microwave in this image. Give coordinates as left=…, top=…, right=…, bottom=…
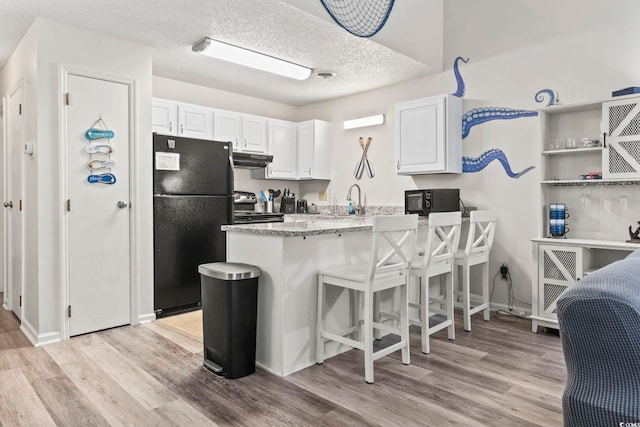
left=404, top=189, right=460, bottom=216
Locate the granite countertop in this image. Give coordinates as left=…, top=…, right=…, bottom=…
left=222, top=213, right=432, bottom=237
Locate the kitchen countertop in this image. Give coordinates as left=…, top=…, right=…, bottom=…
left=222, top=214, right=431, bottom=237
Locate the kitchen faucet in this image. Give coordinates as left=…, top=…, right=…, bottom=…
left=347, top=183, right=364, bottom=216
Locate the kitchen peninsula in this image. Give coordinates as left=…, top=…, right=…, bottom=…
left=222, top=215, right=429, bottom=377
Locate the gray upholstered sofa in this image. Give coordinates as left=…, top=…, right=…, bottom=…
left=557, top=250, right=640, bottom=426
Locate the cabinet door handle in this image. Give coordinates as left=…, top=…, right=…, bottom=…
left=603, top=132, right=607, bottom=148
left=268, top=165, right=272, bottom=176
left=169, top=122, right=172, bottom=132
left=308, top=168, right=311, bottom=175
left=180, top=124, right=183, bottom=134
left=244, top=139, right=247, bottom=148
left=396, top=161, right=400, bottom=170
left=234, top=138, right=238, bottom=148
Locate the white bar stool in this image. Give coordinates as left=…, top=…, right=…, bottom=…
left=409, top=211, right=462, bottom=354
left=454, top=210, right=496, bottom=331
left=316, top=214, right=418, bottom=384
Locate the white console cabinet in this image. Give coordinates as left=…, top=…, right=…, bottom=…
left=394, top=94, right=462, bottom=174
left=531, top=95, right=640, bottom=332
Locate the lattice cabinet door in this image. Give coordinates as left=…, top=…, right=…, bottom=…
left=537, top=245, right=588, bottom=320
left=602, top=96, right=640, bottom=179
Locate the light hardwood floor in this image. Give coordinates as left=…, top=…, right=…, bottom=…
left=0, top=296, right=565, bottom=426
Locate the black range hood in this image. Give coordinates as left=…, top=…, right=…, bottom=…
left=232, top=151, right=273, bottom=169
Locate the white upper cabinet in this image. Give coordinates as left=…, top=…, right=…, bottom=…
left=602, top=96, right=640, bottom=179
left=177, top=104, right=213, bottom=139
left=395, top=94, right=462, bottom=174
left=152, top=98, right=178, bottom=135
left=152, top=98, right=213, bottom=140
left=213, top=109, right=242, bottom=150
left=255, top=119, right=297, bottom=179
left=242, top=115, right=268, bottom=153
left=297, top=120, right=331, bottom=180
left=214, top=110, right=267, bottom=154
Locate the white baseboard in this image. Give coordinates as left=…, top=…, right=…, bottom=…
left=138, top=312, right=156, bottom=324
left=20, top=319, right=38, bottom=346
left=256, top=362, right=284, bottom=377
left=20, top=319, right=62, bottom=347
left=34, top=331, right=63, bottom=347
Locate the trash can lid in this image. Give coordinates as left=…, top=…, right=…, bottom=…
left=198, top=262, right=261, bottom=280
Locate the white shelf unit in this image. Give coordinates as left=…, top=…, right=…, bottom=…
left=532, top=97, right=640, bottom=332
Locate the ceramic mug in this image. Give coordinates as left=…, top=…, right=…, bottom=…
left=550, top=218, right=570, bottom=237
left=549, top=203, right=570, bottom=219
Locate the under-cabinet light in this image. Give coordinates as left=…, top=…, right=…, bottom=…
left=343, top=114, right=385, bottom=130
left=192, top=37, right=312, bottom=81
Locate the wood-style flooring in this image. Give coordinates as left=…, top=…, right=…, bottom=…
left=0, top=295, right=565, bottom=426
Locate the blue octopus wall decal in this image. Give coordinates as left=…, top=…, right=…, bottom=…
left=452, top=56, right=469, bottom=97
left=462, top=149, right=535, bottom=178
left=534, top=89, right=556, bottom=106
left=462, top=107, right=538, bottom=139
left=450, top=55, right=537, bottom=178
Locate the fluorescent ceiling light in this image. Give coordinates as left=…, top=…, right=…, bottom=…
left=192, top=37, right=312, bottom=81
left=343, top=114, right=385, bottom=130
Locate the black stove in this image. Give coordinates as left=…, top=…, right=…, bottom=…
left=233, top=190, right=284, bottom=224
left=233, top=211, right=284, bottom=224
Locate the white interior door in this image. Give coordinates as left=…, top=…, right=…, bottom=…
left=7, top=86, right=23, bottom=319
left=66, top=73, right=131, bottom=336
left=0, top=100, right=5, bottom=308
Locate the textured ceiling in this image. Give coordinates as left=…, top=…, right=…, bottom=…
left=0, top=0, right=442, bottom=106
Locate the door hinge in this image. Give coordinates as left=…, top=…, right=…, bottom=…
left=19, top=103, right=22, bottom=115
left=19, top=200, right=22, bottom=211
left=67, top=305, right=71, bottom=318
left=65, top=92, right=70, bottom=106
left=66, top=199, right=71, bottom=212
left=19, top=295, right=22, bottom=307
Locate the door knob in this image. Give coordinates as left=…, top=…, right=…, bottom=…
left=117, top=201, right=128, bottom=209
left=3, top=201, right=12, bottom=208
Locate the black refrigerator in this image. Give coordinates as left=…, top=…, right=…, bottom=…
left=153, top=133, right=234, bottom=317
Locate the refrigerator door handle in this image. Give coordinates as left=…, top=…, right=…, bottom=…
left=228, top=153, right=235, bottom=193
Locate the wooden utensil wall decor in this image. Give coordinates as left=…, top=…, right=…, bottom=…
left=84, top=114, right=116, bottom=185
left=353, top=136, right=374, bottom=179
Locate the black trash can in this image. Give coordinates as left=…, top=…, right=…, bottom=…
left=198, top=262, right=261, bottom=379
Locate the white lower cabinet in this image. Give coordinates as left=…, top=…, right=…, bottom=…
left=533, top=244, right=588, bottom=331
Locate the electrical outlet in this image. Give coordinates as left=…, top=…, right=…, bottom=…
left=500, top=263, right=508, bottom=279
left=319, top=191, right=328, bottom=201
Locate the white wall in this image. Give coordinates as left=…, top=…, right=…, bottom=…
left=153, top=76, right=302, bottom=200
left=0, top=18, right=153, bottom=343
left=298, top=2, right=640, bottom=310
